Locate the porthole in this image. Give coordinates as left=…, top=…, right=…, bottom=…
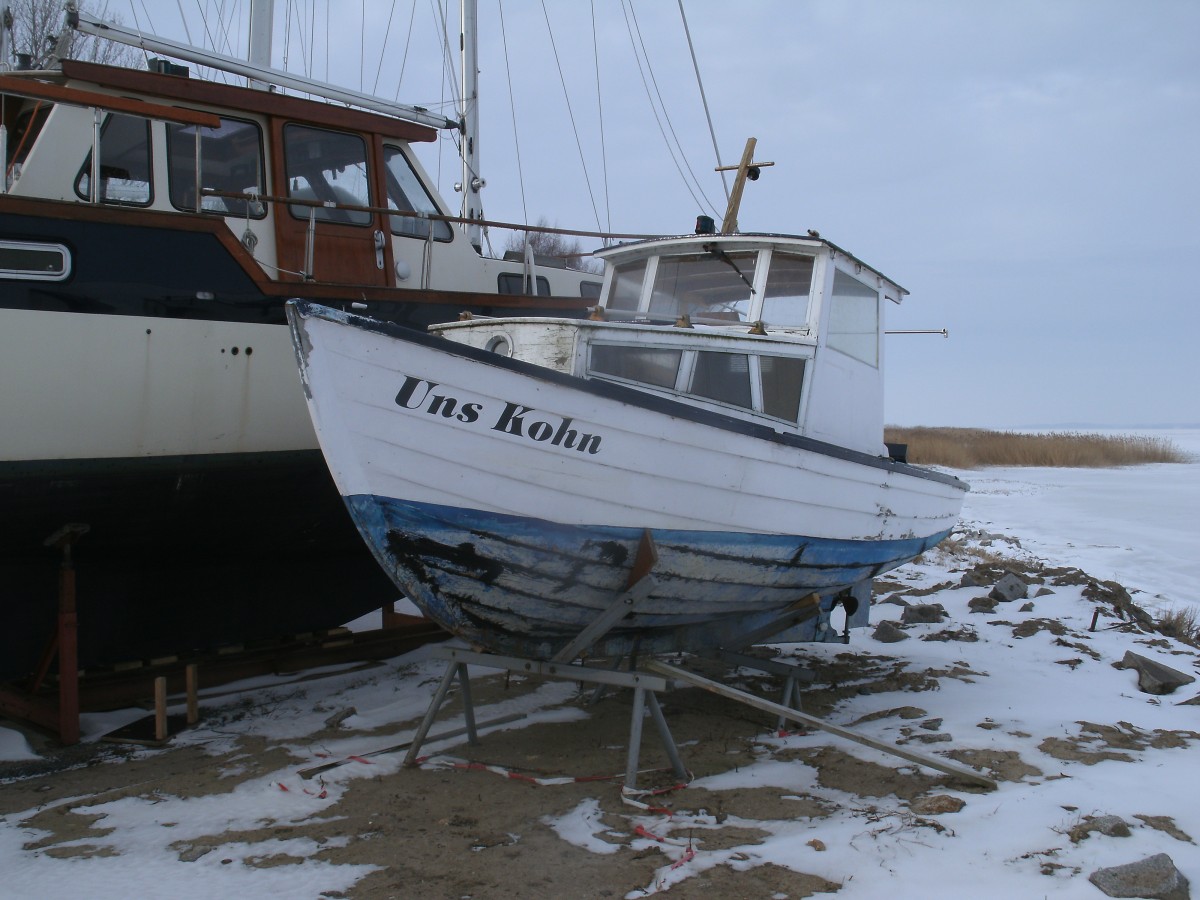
left=485, top=334, right=513, bottom=357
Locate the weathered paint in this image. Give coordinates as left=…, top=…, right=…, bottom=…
left=346, top=494, right=949, bottom=658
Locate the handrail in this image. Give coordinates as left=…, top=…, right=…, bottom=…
left=201, top=187, right=661, bottom=243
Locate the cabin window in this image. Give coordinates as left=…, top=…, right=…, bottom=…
left=760, top=355, right=806, bottom=422
left=5, top=103, right=51, bottom=185
left=580, top=280, right=602, bottom=299
left=383, top=145, right=452, bottom=241
left=0, top=240, right=70, bottom=280
left=74, top=114, right=152, bottom=205
left=497, top=272, right=551, bottom=296
left=649, top=252, right=756, bottom=322
left=166, top=117, right=265, bottom=217
left=826, top=269, right=879, bottom=366
left=690, top=351, right=753, bottom=409
left=590, top=345, right=682, bottom=389
left=760, top=253, right=814, bottom=329
left=607, top=259, right=647, bottom=311
left=283, top=125, right=371, bottom=225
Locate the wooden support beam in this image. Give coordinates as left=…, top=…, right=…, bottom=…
left=154, top=676, right=168, bottom=741
left=185, top=664, right=199, bottom=726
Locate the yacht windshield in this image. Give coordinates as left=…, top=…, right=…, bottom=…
left=648, top=252, right=758, bottom=321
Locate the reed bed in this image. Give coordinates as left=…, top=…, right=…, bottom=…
left=884, top=427, right=1189, bottom=469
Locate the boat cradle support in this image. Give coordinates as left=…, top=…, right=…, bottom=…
left=401, top=644, right=689, bottom=791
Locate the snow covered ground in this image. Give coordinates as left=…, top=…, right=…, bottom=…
left=2, top=429, right=1197, bottom=898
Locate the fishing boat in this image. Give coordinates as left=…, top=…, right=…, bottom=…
left=0, top=3, right=600, bottom=679
left=287, top=224, right=969, bottom=660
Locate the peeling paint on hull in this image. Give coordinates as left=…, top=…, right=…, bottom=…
left=346, top=495, right=950, bottom=658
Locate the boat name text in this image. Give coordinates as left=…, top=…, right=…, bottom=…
left=395, top=376, right=602, bottom=454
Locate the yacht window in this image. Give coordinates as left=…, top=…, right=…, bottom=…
left=649, top=252, right=756, bottom=322
left=383, top=145, right=452, bottom=241
left=580, top=280, right=602, bottom=299
left=284, top=124, right=371, bottom=225
left=606, top=259, right=647, bottom=311
left=826, top=269, right=879, bottom=366
left=74, top=114, right=152, bottom=205
left=166, top=117, right=265, bottom=217
left=760, top=253, right=814, bottom=329
left=690, top=351, right=753, bottom=409
left=5, top=104, right=51, bottom=181
left=497, top=272, right=551, bottom=296
left=0, top=240, right=70, bottom=280
left=590, top=345, right=682, bottom=389
left=760, top=355, right=806, bottom=422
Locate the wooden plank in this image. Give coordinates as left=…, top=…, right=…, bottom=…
left=0, top=74, right=220, bottom=127
left=645, top=659, right=997, bottom=790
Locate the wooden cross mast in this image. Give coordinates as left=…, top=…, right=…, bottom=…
left=716, top=137, right=774, bottom=233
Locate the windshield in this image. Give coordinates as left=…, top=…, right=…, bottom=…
left=647, top=251, right=759, bottom=321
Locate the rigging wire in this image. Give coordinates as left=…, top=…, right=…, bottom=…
left=590, top=0, right=611, bottom=237
left=390, top=0, right=419, bottom=101
left=623, top=0, right=719, bottom=218
left=677, top=0, right=729, bottom=206
left=538, top=0, right=603, bottom=234
left=371, top=0, right=400, bottom=96
left=497, top=1, right=529, bottom=230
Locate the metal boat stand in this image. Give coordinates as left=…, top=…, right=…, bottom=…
left=0, top=524, right=89, bottom=745
left=402, top=530, right=688, bottom=790
left=401, top=645, right=689, bottom=791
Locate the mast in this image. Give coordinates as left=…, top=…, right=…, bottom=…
left=247, top=0, right=272, bottom=89
left=458, top=0, right=484, bottom=251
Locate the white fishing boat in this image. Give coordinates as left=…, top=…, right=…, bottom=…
left=0, top=1, right=601, bottom=679
left=288, top=225, right=969, bottom=659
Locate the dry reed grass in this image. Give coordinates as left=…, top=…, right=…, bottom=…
left=1157, top=606, right=1199, bottom=646
left=884, top=427, right=1188, bottom=469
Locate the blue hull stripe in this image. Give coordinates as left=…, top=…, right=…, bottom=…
left=345, top=494, right=949, bottom=658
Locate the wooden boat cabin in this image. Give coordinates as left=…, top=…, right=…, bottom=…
left=434, top=234, right=905, bottom=457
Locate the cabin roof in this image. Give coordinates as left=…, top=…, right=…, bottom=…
left=58, top=60, right=439, bottom=143
left=595, top=232, right=908, bottom=298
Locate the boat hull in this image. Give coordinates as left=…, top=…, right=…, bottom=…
left=290, top=302, right=968, bottom=658
left=0, top=449, right=400, bottom=681
left=346, top=494, right=949, bottom=658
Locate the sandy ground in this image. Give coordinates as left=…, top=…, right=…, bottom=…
left=2, top=650, right=994, bottom=899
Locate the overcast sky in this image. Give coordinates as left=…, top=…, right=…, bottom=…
left=145, top=1, right=1199, bottom=428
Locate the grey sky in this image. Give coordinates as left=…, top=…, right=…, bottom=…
left=151, top=1, right=1199, bottom=428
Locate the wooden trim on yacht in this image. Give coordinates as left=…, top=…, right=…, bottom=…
left=61, top=60, right=438, bottom=143
left=0, top=74, right=221, bottom=127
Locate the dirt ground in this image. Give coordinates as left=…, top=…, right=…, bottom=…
left=1, top=653, right=999, bottom=900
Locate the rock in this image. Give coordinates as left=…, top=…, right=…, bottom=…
left=1018, top=601, right=1035, bottom=612
left=1114, top=652, right=1197, bottom=695
left=1089, top=853, right=1190, bottom=900
left=910, top=794, right=965, bottom=815
left=1069, top=814, right=1133, bottom=843
left=989, top=573, right=1028, bottom=603
left=960, top=570, right=985, bottom=588
left=879, top=593, right=911, bottom=607
left=872, top=620, right=909, bottom=643
left=968, top=597, right=998, bottom=613
left=901, top=604, right=946, bottom=625
left=323, top=707, right=357, bottom=729
left=1035, top=586, right=1055, bottom=598
left=920, top=718, right=943, bottom=731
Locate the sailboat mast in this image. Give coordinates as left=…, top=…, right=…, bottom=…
left=459, top=0, right=484, bottom=251
left=247, top=0, right=272, bottom=89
